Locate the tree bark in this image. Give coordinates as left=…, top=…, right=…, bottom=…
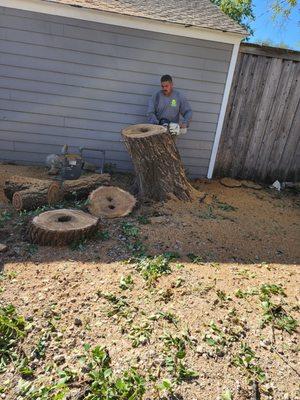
left=5, top=174, right=110, bottom=211
left=5, top=177, right=63, bottom=211
left=122, top=124, right=196, bottom=202
left=4, top=176, right=53, bottom=201
left=28, top=209, right=99, bottom=246
left=62, top=173, right=111, bottom=201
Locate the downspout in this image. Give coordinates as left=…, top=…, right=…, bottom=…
left=207, top=42, right=241, bottom=179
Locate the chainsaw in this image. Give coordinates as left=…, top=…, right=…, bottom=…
left=46, top=144, right=106, bottom=180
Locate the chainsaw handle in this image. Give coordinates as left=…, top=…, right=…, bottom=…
left=79, top=147, right=106, bottom=174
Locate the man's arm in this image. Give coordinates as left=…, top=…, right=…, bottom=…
left=147, top=93, right=159, bottom=124
left=179, top=94, right=192, bottom=127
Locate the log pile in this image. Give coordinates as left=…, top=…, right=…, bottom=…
left=4, top=173, right=111, bottom=211
left=4, top=176, right=62, bottom=211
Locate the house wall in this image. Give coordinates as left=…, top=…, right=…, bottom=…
left=0, top=6, right=232, bottom=176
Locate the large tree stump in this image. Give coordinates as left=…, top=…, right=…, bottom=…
left=28, top=209, right=99, bottom=246
left=122, top=124, right=195, bottom=201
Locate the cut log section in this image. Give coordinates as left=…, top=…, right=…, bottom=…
left=122, top=124, right=196, bottom=202
left=5, top=174, right=110, bottom=211
left=28, top=209, right=99, bottom=246
left=62, top=173, right=111, bottom=201
left=88, top=186, right=136, bottom=218
left=10, top=182, right=62, bottom=211
left=4, top=176, right=56, bottom=201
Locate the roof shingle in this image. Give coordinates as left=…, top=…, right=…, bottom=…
left=44, top=0, right=248, bottom=35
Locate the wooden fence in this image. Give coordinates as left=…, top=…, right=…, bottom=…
left=214, top=43, right=300, bottom=183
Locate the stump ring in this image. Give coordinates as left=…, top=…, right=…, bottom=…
left=28, top=209, right=99, bottom=246
left=88, top=186, right=136, bottom=218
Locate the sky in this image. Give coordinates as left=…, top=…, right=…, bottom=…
left=249, top=0, right=300, bottom=50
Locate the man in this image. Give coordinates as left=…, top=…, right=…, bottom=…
left=147, top=75, right=192, bottom=135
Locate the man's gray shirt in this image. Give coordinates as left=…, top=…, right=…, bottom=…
left=147, top=90, right=192, bottom=126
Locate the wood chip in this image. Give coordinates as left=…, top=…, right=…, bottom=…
left=0, top=243, right=8, bottom=253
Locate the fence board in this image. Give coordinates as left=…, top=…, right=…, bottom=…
left=215, top=44, right=300, bottom=182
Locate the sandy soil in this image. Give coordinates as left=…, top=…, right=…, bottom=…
left=0, top=164, right=299, bottom=400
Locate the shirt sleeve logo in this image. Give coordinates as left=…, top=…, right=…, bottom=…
left=171, top=99, right=177, bottom=107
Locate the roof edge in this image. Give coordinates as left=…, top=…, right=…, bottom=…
left=1, top=0, right=246, bottom=44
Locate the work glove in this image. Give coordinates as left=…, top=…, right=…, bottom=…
left=169, top=123, right=181, bottom=136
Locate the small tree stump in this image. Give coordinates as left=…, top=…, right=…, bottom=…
left=122, top=124, right=195, bottom=202
left=28, top=209, right=99, bottom=246
left=88, top=186, right=136, bottom=218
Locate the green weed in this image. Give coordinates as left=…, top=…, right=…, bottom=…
left=137, top=215, right=150, bottom=225
left=133, top=255, right=171, bottom=286
left=84, top=346, right=146, bottom=399
left=232, top=343, right=266, bottom=383
left=0, top=211, right=13, bottom=228
left=121, top=222, right=140, bottom=238
left=119, top=275, right=134, bottom=291
left=0, top=304, right=26, bottom=373
left=187, top=253, right=204, bottom=264
left=129, top=322, right=153, bottom=347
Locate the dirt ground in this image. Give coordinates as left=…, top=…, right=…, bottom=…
left=0, top=164, right=299, bottom=400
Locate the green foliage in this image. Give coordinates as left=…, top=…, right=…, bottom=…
left=259, top=283, right=298, bottom=333
left=199, top=205, right=218, bottom=220
left=150, top=311, right=179, bottom=327
left=69, top=239, right=87, bottom=251
left=99, top=230, right=110, bottom=241
left=260, top=283, right=286, bottom=297
left=210, top=0, right=254, bottom=35
left=203, top=322, right=227, bottom=355
left=31, top=332, right=51, bottom=360
left=162, top=332, right=198, bottom=383
left=0, top=211, right=13, bottom=228
left=137, top=215, right=150, bottom=225
left=0, top=304, right=26, bottom=373
left=133, top=255, right=172, bottom=286
left=203, top=319, right=245, bottom=356
left=271, top=0, right=297, bottom=20
left=97, top=292, right=131, bottom=319
left=187, top=253, right=204, bottom=264
left=235, top=287, right=258, bottom=298
left=213, top=196, right=237, bottom=212
left=232, top=343, right=266, bottom=383
left=18, top=380, right=70, bottom=399
left=215, top=289, right=232, bottom=304
left=84, top=346, right=146, bottom=399
left=121, top=222, right=140, bottom=238
left=119, top=275, right=134, bottom=291
left=221, top=389, right=233, bottom=400
left=237, top=268, right=256, bottom=279
left=260, top=297, right=298, bottom=333
left=129, top=323, right=153, bottom=347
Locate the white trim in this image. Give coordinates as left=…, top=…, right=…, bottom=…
left=0, top=0, right=244, bottom=45
left=207, top=42, right=240, bottom=179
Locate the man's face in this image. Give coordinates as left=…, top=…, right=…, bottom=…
left=161, top=81, right=173, bottom=96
